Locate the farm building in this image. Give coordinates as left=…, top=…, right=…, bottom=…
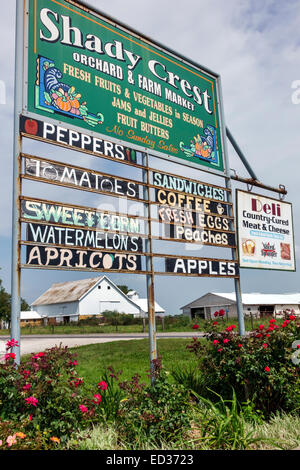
left=181, top=292, right=300, bottom=320
left=30, top=275, right=165, bottom=324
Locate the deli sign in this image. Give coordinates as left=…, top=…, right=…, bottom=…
left=236, top=190, right=296, bottom=271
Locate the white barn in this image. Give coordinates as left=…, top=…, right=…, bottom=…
left=31, top=276, right=165, bottom=323
left=181, top=292, right=300, bottom=320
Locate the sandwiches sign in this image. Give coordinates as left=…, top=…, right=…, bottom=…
left=24, top=0, right=225, bottom=173
left=236, top=190, right=296, bottom=271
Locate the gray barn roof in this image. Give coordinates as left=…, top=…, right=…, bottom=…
left=181, top=292, right=300, bottom=310
left=32, top=277, right=103, bottom=306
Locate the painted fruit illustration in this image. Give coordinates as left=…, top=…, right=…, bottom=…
left=41, top=59, right=104, bottom=127
left=24, top=119, right=38, bottom=135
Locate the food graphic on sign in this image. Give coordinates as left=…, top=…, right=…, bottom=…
left=281, top=243, right=291, bottom=260
left=179, top=125, right=219, bottom=165
left=35, top=57, right=104, bottom=128
left=242, top=239, right=255, bottom=256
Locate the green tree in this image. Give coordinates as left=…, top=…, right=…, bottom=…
left=117, top=285, right=131, bottom=295
left=0, top=277, right=31, bottom=325
left=0, top=279, right=11, bottom=322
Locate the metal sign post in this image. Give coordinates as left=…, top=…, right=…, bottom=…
left=10, top=0, right=25, bottom=364
left=217, top=76, right=245, bottom=336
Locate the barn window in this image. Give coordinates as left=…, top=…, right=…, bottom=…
left=98, top=286, right=101, bottom=289
left=107, top=286, right=111, bottom=290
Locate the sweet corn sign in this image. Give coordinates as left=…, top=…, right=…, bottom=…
left=24, top=0, right=226, bottom=173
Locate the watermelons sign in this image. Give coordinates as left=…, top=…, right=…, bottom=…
left=25, top=0, right=225, bottom=173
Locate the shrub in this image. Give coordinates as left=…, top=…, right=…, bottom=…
left=0, top=341, right=109, bottom=444
left=187, top=311, right=300, bottom=417
left=116, top=358, right=192, bottom=446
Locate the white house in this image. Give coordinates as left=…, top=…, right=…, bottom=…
left=31, top=276, right=165, bottom=323
left=181, top=292, right=300, bottom=320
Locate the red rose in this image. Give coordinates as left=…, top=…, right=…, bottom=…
left=192, top=324, right=199, bottom=329
left=264, top=366, right=270, bottom=372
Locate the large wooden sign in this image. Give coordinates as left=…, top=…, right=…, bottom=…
left=24, top=0, right=226, bottom=174
left=17, top=0, right=240, bottom=282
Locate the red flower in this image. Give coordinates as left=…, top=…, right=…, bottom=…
left=4, top=353, right=16, bottom=361
left=79, top=405, right=88, bottom=413
left=238, top=344, right=242, bottom=348
left=264, top=366, right=270, bottom=372
left=192, top=324, right=199, bottom=329
left=92, top=393, right=102, bottom=404
left=25, top=396, right=38, bottom=407
left=217, top=348, right=223, bottom=352
left=213, top=311, right=219, bottom=317
left=219, top=310, right=225, bottom=317
left=212, top=321, right=218, bottom=326
left=256, top=333, right=263, bottom=338
left=259, top=324, right=265, bottom=330
left=213, top=340, right=219, bottom=345
left=262, top=343, right=268, bottom=349
left=23, top=384, right=32, bottom=391
left=289, top=315, right=295, bottom=321
left=6, top=339, right=19, bottom=349
left=97, top=381, right=108, bottom=391
left=269, top=319, right=276, bottom=323
left=223, top=339, right=230, bottom=344
left=226, top=326, right=233, bottom=332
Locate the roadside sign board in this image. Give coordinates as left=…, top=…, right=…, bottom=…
left=24, top=0, right=226, bottom=173
left=236, top=189, right=296, bottom=271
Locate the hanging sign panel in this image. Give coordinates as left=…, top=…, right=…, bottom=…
left=25, top=0, right=226, bottom=173
left=236, top=190, right=296, bottom=271
left=165, top=257, right=239, bottom=277
left=20, top=115, right=138, bottom=163
left=26, top=223, right=144, bottom=253
left=20, top=198, right=145, bottom=234
left=25, top=244, right=142, bottom=271
left=22, top=156, right=142, bottom=200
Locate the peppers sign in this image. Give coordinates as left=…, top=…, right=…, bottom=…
left=236, top=190, right=296, bottom=271
left=24, top=0, right=226, bottom=173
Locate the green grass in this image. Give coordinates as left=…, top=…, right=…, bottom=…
left=70, top=338, right=198, bottom=385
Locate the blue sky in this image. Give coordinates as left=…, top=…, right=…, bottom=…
left=0, top=0, right=300, bottom=315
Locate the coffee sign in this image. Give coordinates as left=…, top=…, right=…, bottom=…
left=236, top=190, right=296, bottom=271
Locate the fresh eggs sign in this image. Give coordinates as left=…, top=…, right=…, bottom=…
left=24, top=0, right=225, bottom=173
left=236, top=190, right=296, bottom=271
